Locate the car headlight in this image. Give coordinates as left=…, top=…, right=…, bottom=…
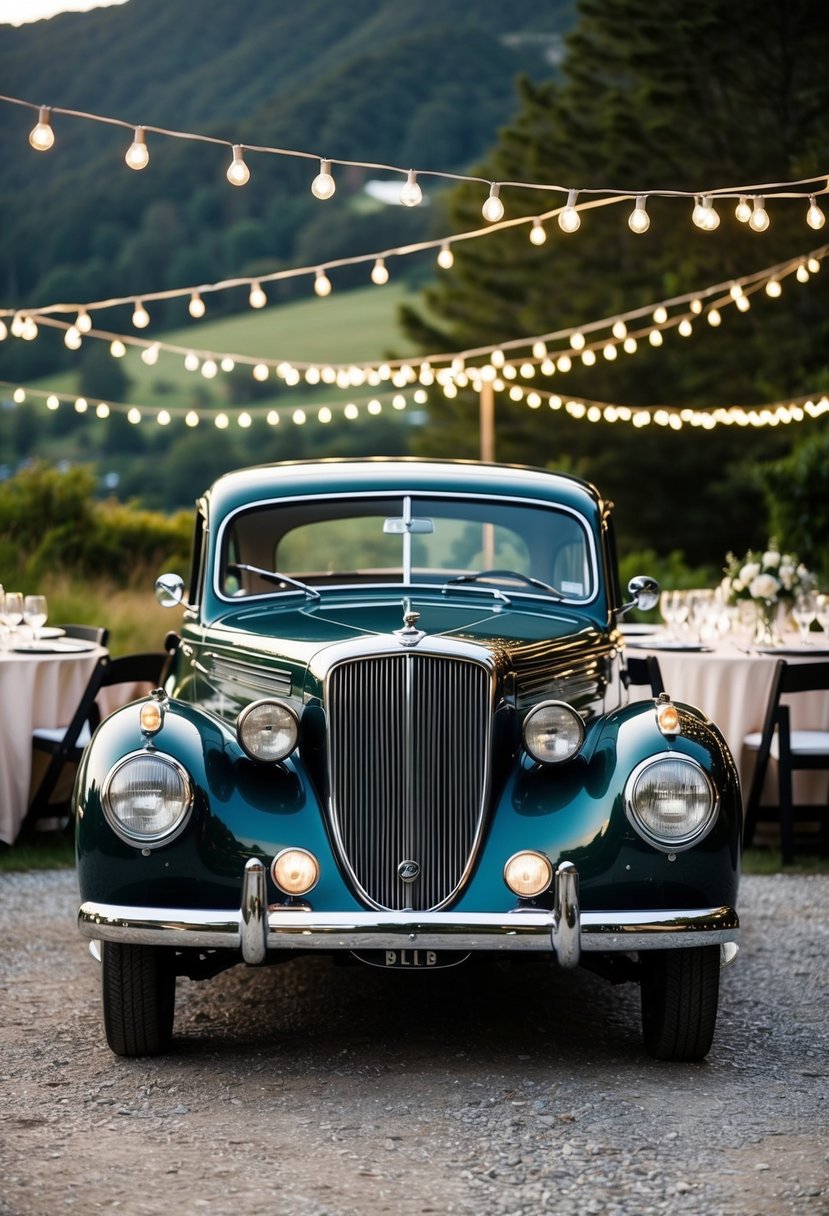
left=102, top=751, right=193, bottom=847
left=237, top=699, right=299, bottom=762
left=523, top=700, right=585, bottom=764
left=625, top=753, right=718, bottom=851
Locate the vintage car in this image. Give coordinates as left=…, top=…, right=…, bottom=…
left=75, top=458, right=741, bottom=1060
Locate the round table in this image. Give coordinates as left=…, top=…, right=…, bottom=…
left=0, top=642, right=106, bottom=844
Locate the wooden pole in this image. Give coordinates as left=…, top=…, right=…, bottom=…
left=479, top=380, right=495, bottom=463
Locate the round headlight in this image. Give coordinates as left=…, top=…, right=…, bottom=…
left=102, top=751, right=192, bottom=847
left=625, top=754, right=717, bottom=850
left=237, top=700, right=299, bottom=762
left=523, top=700, right=585, bottom=764
left=504, top=850, right=553, bottom=898
left=271, top=848, right=319, bottom=896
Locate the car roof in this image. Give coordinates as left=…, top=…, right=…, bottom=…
left=203, top=458, right=606, bottom=519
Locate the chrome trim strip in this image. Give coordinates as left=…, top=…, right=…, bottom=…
left=78, top=901, right=739, bottom=955
left=552, top=861, right=580, bottom=968
left=240, top=858, right=267, bottom=964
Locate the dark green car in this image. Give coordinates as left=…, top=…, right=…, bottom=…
left=76, top=459, right=740, bottom=1059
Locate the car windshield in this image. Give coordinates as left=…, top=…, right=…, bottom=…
left=217, top=494, right=597, bottom=603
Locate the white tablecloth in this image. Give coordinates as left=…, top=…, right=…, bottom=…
left=0, top=644, right=106, bottom=844
left=627, top=638, right=829, bottom=806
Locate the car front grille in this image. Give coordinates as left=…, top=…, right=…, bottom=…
left=326, top=653, right=492, bottom=911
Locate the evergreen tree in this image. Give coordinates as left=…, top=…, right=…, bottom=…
left=401, top=0, right=829, bottom=564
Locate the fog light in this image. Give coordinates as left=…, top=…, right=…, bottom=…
left=271, top=847, right=319, bottom=896
left=504, top=850, right=553, bottom=898
left=139, top=700, right=164, bottom=735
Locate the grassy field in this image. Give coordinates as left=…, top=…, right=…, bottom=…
left=33, top=283, right=421, bottom=413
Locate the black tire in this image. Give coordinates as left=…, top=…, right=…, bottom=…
left=101, top=942, right=176, bottom=1057
left=639, top=946, right=720, bottom=1061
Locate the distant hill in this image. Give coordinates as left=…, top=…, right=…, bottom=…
left=0, top=0, right=574, bottom=358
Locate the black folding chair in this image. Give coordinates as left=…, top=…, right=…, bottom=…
left=623, top=654, right=665, bottom=696
left=57, top=623, right=110, bottom=646
left=742, top=659, right=829, bottom=863
left=26, top=651, right=169, bottom=829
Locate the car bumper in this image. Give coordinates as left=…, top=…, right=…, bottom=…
left=78, top=860, right=739, bottom=969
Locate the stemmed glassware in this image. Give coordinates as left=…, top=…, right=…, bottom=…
left=815, top=593, right=829, bottom=641
left=0, top=591, right=24, bottom=644
left=23, top=594, right=48, bottom=641
left=792, top=592, right=817, bottom=645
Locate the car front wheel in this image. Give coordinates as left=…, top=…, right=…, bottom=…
left=101, top=942, right=176, bottom=1057
left=639, top=946, right=720, bottom=1061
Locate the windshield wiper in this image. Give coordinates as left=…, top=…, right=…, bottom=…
left=227, top=562, right=321, bottom=601
left=440, top=580, right=511, bottom=605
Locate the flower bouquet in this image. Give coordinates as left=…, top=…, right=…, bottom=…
left=721, top=541, right=815, bottom=644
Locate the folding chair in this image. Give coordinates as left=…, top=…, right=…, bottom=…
left=57, top=623, right=110, bottom=646
left=25, top=651, right=169, bottom=829
left=623, top=654, right=665, bottom=696
left=742, top=659, right=829, bottom=864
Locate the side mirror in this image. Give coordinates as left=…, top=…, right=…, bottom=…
left=155, top=572, right=187, bottom=609
left=621, top=574, right=660, bottom=615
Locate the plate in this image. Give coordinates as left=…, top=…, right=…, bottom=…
left=754, top=645, right=829, bottom=657
left=626, top=638, right=712, bottom=652
left=38, top=627, right=66, bottom=639
left=13, top=640, right=96, bottom=654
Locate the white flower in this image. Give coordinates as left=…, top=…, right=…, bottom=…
left=740, top=562, right=760, bottom=584
left=732, top=579, right=744, bottom=593
left=762, top=549, right=780, bottom=568
left=750, top=573, right=780, bottom=601
left=779, top=563, right=795, bottom=591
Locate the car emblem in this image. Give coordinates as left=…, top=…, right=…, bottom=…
left=394, top=608, right=425, bottom=648
left=398, top=860, right=420, bottom=882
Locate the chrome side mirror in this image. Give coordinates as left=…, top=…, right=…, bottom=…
left=155, top=572, right=187, bottom=609
left=621, top=574, right=660, bottom=615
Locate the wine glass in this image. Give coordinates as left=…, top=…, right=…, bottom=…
left=23, top=593, right=48, bottom=641
left=1, top=591, right=23, bottom=641
left=815, top=593, right=829, bottom=639
left=659, top=589, right=676, bottom=637
left=792, top=591, right=817, bottom=645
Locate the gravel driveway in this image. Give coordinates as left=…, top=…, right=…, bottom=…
left=0, top=870, right=827, bottom=1216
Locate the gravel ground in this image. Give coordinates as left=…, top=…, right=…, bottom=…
left=0, top=870, right=827, bottom=1216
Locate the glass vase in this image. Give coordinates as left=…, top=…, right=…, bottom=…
left=753, top=599, right=781, bottom=647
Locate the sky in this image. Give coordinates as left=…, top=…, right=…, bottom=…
left=0, top=0, right=128, bottom=24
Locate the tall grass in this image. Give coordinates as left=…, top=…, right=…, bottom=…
left=31, top=571, right=184, bottom=655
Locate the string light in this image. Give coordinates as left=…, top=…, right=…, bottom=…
left=735, top=196, right=751, bottom=223
left=131, top=300, right=150, bottom=328
left=558, top=189, right=581, bottom=233
left=310, top=158, right=336, bottom=200
left=248, top=281, right=267, bottom=309
left=28, top=105, right=54, bottom=151
left=124, top=126, right=149, bottom=170
left=314, top=268, right=332, bottom=297
left=64, top=326, right=82, bottom=350
left=110, top=338, right=126, bottom=357
left=188, top=291, right=206, bottom=319
left=370, top=258, right=389, bottom=285
left=75, top=309, right=92, bottom=333
left=437, top=242, right=454, bottom=269
left=796, top=261, right=810, bottom=283
left=749, top=196, right=770, bottom=232
left=226, top=145, right=250, bottom=187
left=807, top=196, right=826, bottom=230
left=628, top=196, right=650, bottom=234
left=399, top=170, right=422, bottom=207
left=482, top=183, right=504, bottom=223
left=765, top=277, right=782, bottom=297
left=529, top=218, right=547, bottom=245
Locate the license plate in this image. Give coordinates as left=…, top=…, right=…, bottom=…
left=351, top=948, right=470, bottom=970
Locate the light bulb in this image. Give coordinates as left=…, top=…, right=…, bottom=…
left=628, top=195, right=650, bottom=234
left=76, top=309, right=92, bottom=333
left=185, top=411, right=199, bottom=427
left=532, top=340, right=546, bottom=358
left=623, top=337, right=638, bottom=353
left=701, top=196, right=720, bottom=230
left=653, top=306, right=668, bottom=324
left=141, top=343, right=160, bottom=365
left=570, top=331, right=586, bottom=351
left=188, top=292, right=206, bottom=318
left=796, top=262, right=810, bottom=283
left=611, top=320, right=627, bottom=340
left=735, top=293, right=751, bottom=311
left=691, top=197, right=707, bottom=228
left=678, top=318, right=693, bottom=337
left=437, top=243, right=454, bottom=269
left=253, top=363, right=269, bottom=381
left=221, top=356, right=235, bottom=372
left=648, top=329, right=663, bottom=346
left=132, top=301, right=150, bottom=328
left=184, top=352, right=199, bottom=371
left=370, top=258, right=389, bottom=285
left=808, top=256, right=821, bottom=273
left=690, top=298, right=703, bottom=315
left=749, top=197, right=769, bottom=232
left=249, top=281, right=267, bottom=309
left=110, top=339, right=126, bottom=357
left=0, top=319, right=7, bottom=341
left=201, top=359, right=217, bottom=378
left=529, top=219, right=547, bottom=245
left=314, top=269, right=332, bottom=297
left=707, top=308, right=722, bottom=327
left=602, top=343, right=617, bottom=360
left=558, top=189, right=581, bottom=233
left=311, top=158, right=336, bottom=200
left=399, top=170, right=422, bottom=207
left=482, top=183, right=504, bottom=223
left=226, top=145, right=250, bottom=186
left=125, top=126, right=149, bottom=170
left=735, top=196, right=751, bottom=223
left=64, top=326, right=82, bottom=350
left=729, top=283, right=744, bottom=300
left=807, top=196, right=825, bottom=230
left=28, top=106, right=54, bottom=151
left=765, top=278, right=782, bottom=297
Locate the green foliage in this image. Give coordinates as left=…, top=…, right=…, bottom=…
left=401, top=0, right=829, bottom=566
left=760, top=430, right=829, bottom=582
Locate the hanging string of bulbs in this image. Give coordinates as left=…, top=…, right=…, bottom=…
left=3, top=377, right=826, bottom=433
left=4, top=91, right=828, bottom=232
left=5, top=244, right=826, bottom=394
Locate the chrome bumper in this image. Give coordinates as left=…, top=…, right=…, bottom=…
left=78, top=859, right=740, bottom=969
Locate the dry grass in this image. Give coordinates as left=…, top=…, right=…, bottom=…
left=32, top=572, right=184, bottom=655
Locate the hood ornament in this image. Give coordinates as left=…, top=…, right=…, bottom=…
left=394, top=608, right=425, bottom=648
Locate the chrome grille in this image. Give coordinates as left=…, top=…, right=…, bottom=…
left=327, top=653, right=492, bottom=911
